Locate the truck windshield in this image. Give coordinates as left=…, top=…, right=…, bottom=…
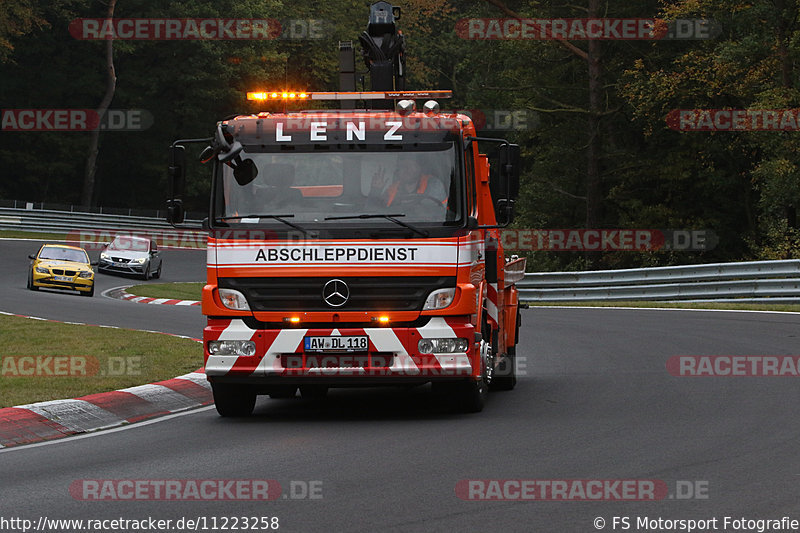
left=215, top=143, right=462, bottom=226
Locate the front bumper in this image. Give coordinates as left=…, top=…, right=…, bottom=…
left=32, top=271, right=93, bottom=292
left=203, top=317, right=477, bottom=384
left=98, top=258, right=146, bottom=275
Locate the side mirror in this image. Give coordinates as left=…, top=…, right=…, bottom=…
left=28, top=254, right=35, bottom=260
left=199, top=145, right=215, bottom=163
left=499, top=144, right=521, bottom=200
left=167, top=145, right=186, bottom=225
left=233, top=158, right=258, bottom=186
left=166, top=199, right=185, bottom=225
left=91, top=261, right=99, bottom=266
left=168, top=145, right=186, bottom=198
left=495, top=198, right=516, bottom=227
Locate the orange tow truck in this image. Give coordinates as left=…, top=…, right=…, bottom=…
left=166, top=2, right=525, bottom=416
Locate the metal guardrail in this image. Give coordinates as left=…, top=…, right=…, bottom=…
left=519, top=260, right=800, bottom=302
left=0, top=199, right=205, bottom=220
left=0, top=206, right=203, bottom=234
left=5, top=208, right=798, bottom=303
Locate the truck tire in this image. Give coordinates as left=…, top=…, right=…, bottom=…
left=212, top=383, right=256, bottom=417
left=454, top=338, right=491, bottom=413
left=492, top=310, right=520, bottom=391
left=491, top=346, right=517, bottom=391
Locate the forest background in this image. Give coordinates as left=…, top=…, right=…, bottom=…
left=1, top=0, right=796, bottom=270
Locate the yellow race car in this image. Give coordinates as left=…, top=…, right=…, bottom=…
left=28, top=244, right=96, bottom=297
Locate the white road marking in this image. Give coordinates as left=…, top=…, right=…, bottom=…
left=0, top=406, right=215, bottom=454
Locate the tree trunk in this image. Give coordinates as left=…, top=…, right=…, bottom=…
left=774, top=0, right=793, bottom=89
left=585, top=0, right=602, bottom=231
left=81, top=0, right=117, bottom=208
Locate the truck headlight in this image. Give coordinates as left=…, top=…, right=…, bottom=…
left=418, top=338, right=469, bottom=354
left=218, top=288, right=250, bottom=310
left=423, top=288, right=456, bottom=310
left=208, top=340, right=256, bottom=356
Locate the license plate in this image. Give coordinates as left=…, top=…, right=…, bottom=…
left=304, top=335, right=368, bottom=352
left=54, top=275, right=71, bottom=281
left=114, top=262, right=127, bottom=267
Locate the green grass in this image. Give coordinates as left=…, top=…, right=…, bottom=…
left=0, top=315, right=202, bottom=407
left=526, top=301, right=800, bottom=312
left=126, top=282, right=204, bottom=301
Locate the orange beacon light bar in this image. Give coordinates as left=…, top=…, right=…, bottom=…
left=247, top=92, right=308, bottom=100
left=247, top=90, right=452, bottom=101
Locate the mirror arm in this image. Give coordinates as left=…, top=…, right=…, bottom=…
left=171, top=137, right=214, bottom=148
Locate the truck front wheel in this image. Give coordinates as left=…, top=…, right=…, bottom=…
left=212, top=383, right=256, bottom=417
left=453, top=337, right=492, bottom=413
left=491, top=346, right=517, bottom=391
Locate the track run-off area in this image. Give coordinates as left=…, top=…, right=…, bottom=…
left=1, top=239, right=799, bottom=532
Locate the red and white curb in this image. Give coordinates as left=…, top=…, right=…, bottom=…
left=0, top=311, right=209, bottom=449
left=0, top=371, right=211, bottom=448
left=106, top=286, right=200, bottom=306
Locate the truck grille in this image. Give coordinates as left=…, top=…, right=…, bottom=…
left=218, top=276, right=456, bottom=312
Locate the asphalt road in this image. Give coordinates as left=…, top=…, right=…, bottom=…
left=0, top=239, right=205, bottom=337
left=2, top=238, right=800, bottom=532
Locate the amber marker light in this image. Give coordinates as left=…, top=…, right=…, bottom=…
left=247, top=91, right=310, bottom=101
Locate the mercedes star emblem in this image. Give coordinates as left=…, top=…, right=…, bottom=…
left=322, top=279, right=349, bottom=307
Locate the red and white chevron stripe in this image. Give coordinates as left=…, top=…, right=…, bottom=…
left=204, top=317, right=475, bottom=378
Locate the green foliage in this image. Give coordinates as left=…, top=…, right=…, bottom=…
left=0, top=0, right=49, bottom=62
left=621, top=0, right=800, bottom=261
left=1, top=0, right=799, bottom=267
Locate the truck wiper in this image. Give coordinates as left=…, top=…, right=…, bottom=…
left=324, top=214, right=429, bottom=237
left=216, top=214, right=312, bottom=236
